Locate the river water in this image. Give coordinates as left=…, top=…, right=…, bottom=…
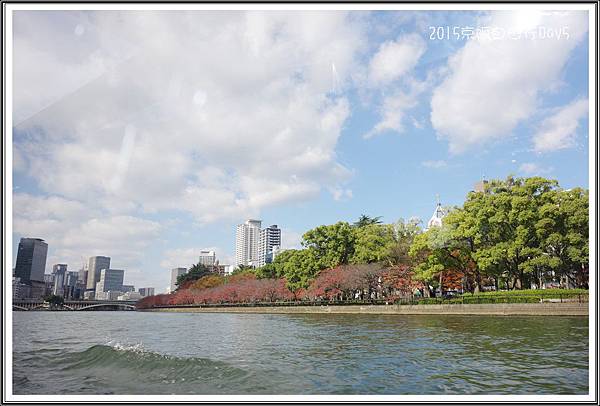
left=12, top=312, right=588, bottom=395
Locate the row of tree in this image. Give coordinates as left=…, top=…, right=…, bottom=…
left=138, top=176, right=588, bottom=307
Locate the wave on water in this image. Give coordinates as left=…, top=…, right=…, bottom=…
left=44, top=342, right=276, bottom=394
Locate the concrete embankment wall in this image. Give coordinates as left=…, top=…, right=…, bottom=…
left=143, top=302, right=588, bottom=316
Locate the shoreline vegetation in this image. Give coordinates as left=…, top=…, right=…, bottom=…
left=137, top=176, right=589, bottom=311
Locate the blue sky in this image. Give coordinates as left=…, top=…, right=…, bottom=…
left=11, top=9, right=590, bottom=292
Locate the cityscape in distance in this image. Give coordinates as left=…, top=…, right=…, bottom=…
left=12, top=220, right=283, bottom=301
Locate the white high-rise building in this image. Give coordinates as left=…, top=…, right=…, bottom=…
left=198, top=251, right=216, bottom=267
left=235, top=219, right=262, bottom=268
left=258, top=225, right=282, bottom=267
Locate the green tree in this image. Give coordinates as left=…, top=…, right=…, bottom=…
left=176, top=263, right=210, bottom=290
left=351, top=224, right=396, bottom=264
left=302, top=221, right=356, bottom=269
left=388, top=217, right=422, bottom=266
left=353, top=214, right=383, bottom=228
left=534, top=187, right=589, bottom=288
left=254, top=263, right=278, bottom=279
left=282, top=249, right=321, bottom=291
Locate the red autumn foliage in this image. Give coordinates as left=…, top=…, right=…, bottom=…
left=162, top=276, right=294, bottom=306
left=381, top=265, right=424, bottom=298
left=136, top=294, right=171, bottom=309
left=442, top=268, right=464, bottom=290
left=304, top=264, right=387, bottom=301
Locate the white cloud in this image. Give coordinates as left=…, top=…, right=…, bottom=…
left=430, top=11, right=588, bottom=153
left=13, top=193, right=161, bottom=274
left=421, top=160, right=447, bottom=169
left=13, top=11, right=365, bottom=225
left=519, top=162, right=553, bottom=175
left=160, top=246, right=223, bottom=270
left=368, top=34, right=426, bottom=86
left=365, top=90, right=419, bottom=138
left=364, top=34, right=428, bottom=138
left=533, top=98, right=588, bottom=152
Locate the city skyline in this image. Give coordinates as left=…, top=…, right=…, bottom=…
left=11, top=10, right=590, bottom=293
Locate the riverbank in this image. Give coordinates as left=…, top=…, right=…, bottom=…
left=141, top=302, right=588, bottom=316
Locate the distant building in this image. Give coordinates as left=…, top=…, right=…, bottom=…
left=209, top=263, right=228, bottom=276
left=122, top=285, right=135, bottom=293
left=170, top=267, right=187, bottom=292
left=52, top=264, right=68, bottom=296
left=117, top=291, right=142, bottom=301
left=258, top=225, right=281, bottom=267
left=43, top=274, right=55, bottom=297
left=13, top=277, right=31, bottom=300
left=272, top=246, right=283, bottom=262
left=426, top=198, right=447, bottom=230
left=198, top=251, right=216, bottom=267
left=97, top=290, right=122, bottom=301
left=138, top=287, right=155, bottom=297
left=14, top=238, right=48, bottom=294
left=473, top=179, right=489, bottom=193
left=64, top=271, right=80, bottom=299
left=86, top=256, right=111, bottom=293
left=235, top=219, right=262, bottom=268
left=95, top=269, right=124, bottom=300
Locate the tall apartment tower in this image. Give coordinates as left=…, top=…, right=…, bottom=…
left=86, top=256, right=111, bottom=292
left=198, top=251, right=216, bottom=267
left=52, top=264, right=68, bottom=296
left=258, top=225, right=282, bottom=267
left=235, top=219, right=262, bottom=268
left=14, top=238, right=48, bottom=284
left=170, top=267, right=187, bottom=292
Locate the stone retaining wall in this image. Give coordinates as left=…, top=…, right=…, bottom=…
left=143, top=302, right=588, bottom=316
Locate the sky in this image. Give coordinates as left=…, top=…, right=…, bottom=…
left=11, top=9, right=591, bottom=293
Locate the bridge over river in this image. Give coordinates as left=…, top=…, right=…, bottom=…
left=13, top=299, right=138, bottom=311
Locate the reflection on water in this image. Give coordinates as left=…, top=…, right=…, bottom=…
left=13, top=312, right=588, bottom=395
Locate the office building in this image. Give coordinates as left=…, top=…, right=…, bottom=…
left=96, top=290, right=122, bottom=301
left=14, top=238, right=48, bottom=284
left=86, top=256, right=111, bottom=292
left=52, top=264, right=68, bottom=296
left=78, top=267, right=88, bottom=285
left=138, top=287, right=155, bottom=297
left=64, top=271, right=79, bottom=299
left=43, top=274, right=55, bottom=297
left=198, top=250, right=216, bottom=267
left=170, top=267, right=187, bottom=292
left=118, top=291, right=142, bottom=301
left=95, top=269, right=124, bottom=300
left=13, top=277, right=31, bottom=300
left=122, top=284, right=135, bottom=292
left=235, top=219, right=262, bottom=268
left=258, top=225, right=282, bottom=267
